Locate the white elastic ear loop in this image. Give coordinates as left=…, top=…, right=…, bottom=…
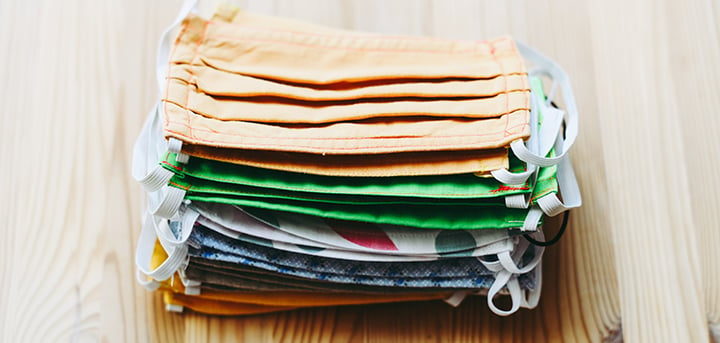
left=168, top=138, right=189, bottom=164
left=156, top=0, right=200, bottom=92
left=521, top=206, right=544, bottom=231
left=514, top=41, right=579, bottom=167
left=535, top=135, right=582, bottom=217
left=135, top=212, right=189, bottom=290
left=154, top=206, right=199, bottom=249
left=486, top=270, right=522, bottom=316
left=178, top=272, right=202, bottom=295
left=136, top=269, right=161, bottom=291
left=497, top=231, right=545, bottom=274
left=521, top=260, right=542, bottom=309
left=477, top=237, right=517, bottom=272
left=131, top=104, right=175, bottom=192
left=491, top=91, right=539, bottom=186
left=495, top=77, right=564, bottom=208
left=536, top=157, right=581, bottom=216
left=149, top=185, right=186, bottom=219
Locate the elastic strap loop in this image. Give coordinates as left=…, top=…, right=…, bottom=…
left=141, top=168, right=175, bottom=193
left=521, top=206, right=543, bottom=231
left=167, top=137, right=190, bottom=164
left=492, top=168, right=534, bottom=186
left=150, top=186, right=186, bottom=219
left=487, top=271, right=521, bottom=316
left=498, top=231, right=545, bottom=274
left=491, top=72, right=564, bottom=185
left=536, top=152, right=581, bottom=217
left=514, top=41, right=579, bottom=167
left=153, top=206, right=199, bottom=249
left=132, top=104, right=174, bottom=192
left=524, top=211, right=570, bottom=247
left=521, top=261, right=542, bottom=309
left=136, top=269, right=161, bottom=291
left=135, top=212, right=189, bottom=288
left=505, top=193, right=530, bottom=209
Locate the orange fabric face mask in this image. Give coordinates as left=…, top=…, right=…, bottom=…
left=182, top=144, right=509, bottom=177
left=161, top=6, right=530, bottom=156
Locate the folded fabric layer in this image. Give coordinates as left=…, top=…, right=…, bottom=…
left=163, top=102, right=530, bottom=154
left=196, top=211, right=515, bottom=261
left=162, top=7, right=531, bottom=154
left=180, top=64, right=530, bottom=101
left=162, top=152, right=530, bottom=199
left=193, top=201, right=515, bottom=256
left=166, top=78, right=530, bottom=123
left=184, top=193, right=532, bottom=229
left=180, top=142, right=510, bottom=177
left=173, top=11, right=526, bottom=84
left=184, top=225, right=538, bottom=288
left=184, top=260, right=536, bottom=294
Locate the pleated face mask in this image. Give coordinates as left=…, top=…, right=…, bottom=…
left=192, top=201, right=516, bottom=258
left=146, top=227, right=541, bottom=316
left=183, top=224, right=538, bottom=289
left=162, top=5, right=530, bottom=157
left=189, top=205, right=520, bottom=264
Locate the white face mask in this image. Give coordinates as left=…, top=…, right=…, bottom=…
left=192, top=200, right=516, bottom=259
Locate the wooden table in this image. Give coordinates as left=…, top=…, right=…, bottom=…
left=2, top=0, right=719, bottom=341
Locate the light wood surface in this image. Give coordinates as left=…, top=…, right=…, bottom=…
left=1, top=0, right=719, bottom=342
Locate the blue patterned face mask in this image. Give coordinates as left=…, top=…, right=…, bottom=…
left=180, top=224, right=542, bottom=312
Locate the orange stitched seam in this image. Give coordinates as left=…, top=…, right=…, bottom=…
left=161, top=160, right=184, bottom=172
left=165, top=119, right=529, bottom=141
left=168, top=180, right=191, bottom=191
left=164, top=125, right=528, bottom=151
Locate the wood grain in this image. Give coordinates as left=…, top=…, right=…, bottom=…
left=0, top=0, right=717, bottom=342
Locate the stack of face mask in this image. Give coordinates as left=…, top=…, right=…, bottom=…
left=133, top=2, right=580, bottom=317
